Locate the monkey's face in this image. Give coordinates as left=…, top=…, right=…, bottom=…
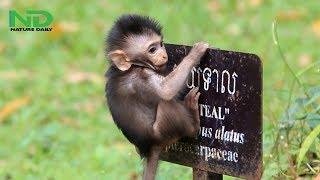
left=127, top=32, right=168, bottom=70
left=143, top=33, right=168, bottom=69
left=108, top=31, right=168, bottom=72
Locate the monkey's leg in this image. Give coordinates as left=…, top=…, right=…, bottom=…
left=144, top=101, right=192, bottom=180
left=144, top=102, right=180, bottom=180
left=153, top=100, right=195, bottom=141
left=145, top=100, right=198, bottom=180
left=143, top=146, right=162, bottom=180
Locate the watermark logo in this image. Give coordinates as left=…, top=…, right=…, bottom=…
left=9, top=10, right=53, bottom=31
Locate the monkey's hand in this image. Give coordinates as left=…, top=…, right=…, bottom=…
left=187, top=42, right=209, bottom=63
left=184, top=87, right=201, bottom=111
left=184, top=87, right=201, bottom=137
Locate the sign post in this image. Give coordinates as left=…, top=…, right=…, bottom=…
left=160, top=44, right=262, bottom=179
left=193, top=168, right=223, bottom=180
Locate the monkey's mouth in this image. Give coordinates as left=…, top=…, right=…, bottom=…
left=131, top=59, right=167, bottom=72
left=157, top=63, right=167, bottom=69
left=156, top=63, right=167, bottom=73
left=131, top=60, right=156, bottom=70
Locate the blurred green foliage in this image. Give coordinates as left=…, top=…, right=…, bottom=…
left=0, top=0, right=319, bottom=179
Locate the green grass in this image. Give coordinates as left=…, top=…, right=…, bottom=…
left=0, top=0, right=319, bottom=179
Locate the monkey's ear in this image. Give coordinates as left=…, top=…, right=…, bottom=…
left=108, top=50, right=131, bottom=71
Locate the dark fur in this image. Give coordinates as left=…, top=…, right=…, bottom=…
left=105, top=66, right=194, bottom=157
left=105, top=15, right=161, bottom=157
left=106, top=14, right=162, bottom=53
left=105, top=15, right=198, bottom=161
left=106, top=66, right=155, bottom=156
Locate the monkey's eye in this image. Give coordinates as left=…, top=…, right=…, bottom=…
left=148, top=47, right=157, bottom=54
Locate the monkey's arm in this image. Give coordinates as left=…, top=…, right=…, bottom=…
left=150, top=42, right=208, bottom=101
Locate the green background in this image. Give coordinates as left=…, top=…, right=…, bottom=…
left=0, top=0, right=319, bottom=179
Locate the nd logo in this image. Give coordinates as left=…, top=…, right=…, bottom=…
left=9, top=10, right=53, bottom=27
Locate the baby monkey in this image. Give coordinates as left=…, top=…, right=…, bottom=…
left=105, top=14, right=208, bottom=180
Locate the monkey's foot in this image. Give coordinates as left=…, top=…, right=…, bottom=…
left=184, top=87, right=200, bottom=111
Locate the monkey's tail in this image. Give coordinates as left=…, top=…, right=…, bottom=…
left=143, top=146, right=161, bottom=180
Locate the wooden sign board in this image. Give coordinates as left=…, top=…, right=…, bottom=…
left=160, top=44, right=262, bottom=179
